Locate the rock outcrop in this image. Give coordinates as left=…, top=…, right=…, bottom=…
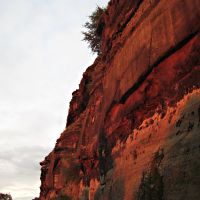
left=39, top=0, right=200, bottom=199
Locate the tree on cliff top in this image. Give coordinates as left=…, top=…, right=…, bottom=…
left=0, top=193, right=12, bottom=200
left=82, top=6, right=105, bottom=55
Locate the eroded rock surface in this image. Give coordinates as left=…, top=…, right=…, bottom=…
left=39, top=0, right=200, bottom=199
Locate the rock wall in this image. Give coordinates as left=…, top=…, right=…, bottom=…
left=39, top=0, right=200, bottom=199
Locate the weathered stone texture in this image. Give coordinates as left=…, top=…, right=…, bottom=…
left=39, top=0, right=200, bottom=199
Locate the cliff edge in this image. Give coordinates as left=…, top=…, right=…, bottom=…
left=39, top=0, right=200, bottom=199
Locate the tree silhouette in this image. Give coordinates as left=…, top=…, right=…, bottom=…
left=82, top=6, right=105, bottom=54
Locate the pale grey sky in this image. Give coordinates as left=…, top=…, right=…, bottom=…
left=0, top=0, right=109, bottom=199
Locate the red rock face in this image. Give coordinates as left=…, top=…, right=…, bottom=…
left=39, top=0, right=200, bottom=199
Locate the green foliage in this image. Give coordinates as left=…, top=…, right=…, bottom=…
left=82, top=6, right=105, bottom=54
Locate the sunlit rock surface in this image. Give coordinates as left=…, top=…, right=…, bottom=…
left=39, top=0, right=200, bottom=199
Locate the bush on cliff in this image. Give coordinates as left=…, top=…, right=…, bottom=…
left=82, top=6, right=105, bottom=54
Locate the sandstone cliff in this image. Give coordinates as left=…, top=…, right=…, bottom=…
left=39, top=0, right=200, bottom=199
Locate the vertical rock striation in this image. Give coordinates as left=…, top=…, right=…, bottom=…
left=39, top=0, right=200, bottom=199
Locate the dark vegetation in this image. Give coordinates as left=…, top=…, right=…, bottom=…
left=136, top=150, right=164, bottom=200
left=0, top=193, right=12, bottom=200
left=82, top=6, right=106, bottom=54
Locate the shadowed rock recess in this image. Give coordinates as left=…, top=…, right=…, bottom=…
left=39, top=0, right=200, bottom=199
